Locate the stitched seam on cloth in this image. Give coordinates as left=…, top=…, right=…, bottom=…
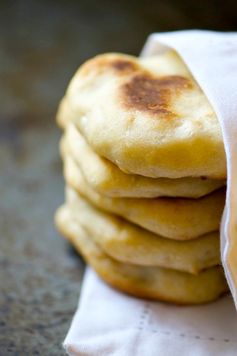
left=136, top=327, right=235, bottom=344
left=65, top=327, right=236, bottom=344
left=130, top=303, right=150, bottom=356
left=143, top=304, right=234, bottom=344
left=137, top=302, right=150, bottom=331
left=142, top=302, right=235, bottom=344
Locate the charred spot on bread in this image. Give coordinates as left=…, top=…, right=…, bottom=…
left=121, top=73, right=192, bottom=118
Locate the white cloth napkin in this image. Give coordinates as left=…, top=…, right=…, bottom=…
left=64, top=269, right=237, bottom=356
left=64, top=31, right=237, bottom=355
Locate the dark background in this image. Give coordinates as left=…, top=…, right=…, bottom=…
left=0, top=1, right=236, bottom=354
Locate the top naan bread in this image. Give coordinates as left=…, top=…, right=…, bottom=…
left=57, top=51, right=226, bottom=179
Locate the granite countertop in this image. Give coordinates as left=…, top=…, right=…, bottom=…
left=0, top=1, right=236, bottom=354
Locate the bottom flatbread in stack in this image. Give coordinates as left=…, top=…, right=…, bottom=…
left=55, top=204, right=228, bottom=305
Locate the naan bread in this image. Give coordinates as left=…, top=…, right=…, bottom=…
left=55, top=205, right=228, bottom=305
left=66, top=190, right=220, bottom=274
left=63, top=154, right=225, bottom=240
left=57, top=51, right=226, bottom=179
left=60, top=123, right=225, bottom=198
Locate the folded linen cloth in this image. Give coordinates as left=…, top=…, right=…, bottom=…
left=63, top=30, right=237, bottom=355
left=64, top=268, right=237, bottom=355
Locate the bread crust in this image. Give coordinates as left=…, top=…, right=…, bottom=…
left=60, top=123, right=225, bottom=199
left=55, top=205, right=228, bottom=305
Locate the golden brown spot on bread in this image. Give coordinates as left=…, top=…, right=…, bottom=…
left=110, top=59, right=138, bottom=73
left=121, top=74, right=192, bottom=118
left=80, top=56, right=138, bottom=77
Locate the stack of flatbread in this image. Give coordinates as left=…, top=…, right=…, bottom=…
left=55, top=50, right=229, bottom=304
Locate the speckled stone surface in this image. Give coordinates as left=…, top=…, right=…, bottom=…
left=0, top=1, right=236, bottom=354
